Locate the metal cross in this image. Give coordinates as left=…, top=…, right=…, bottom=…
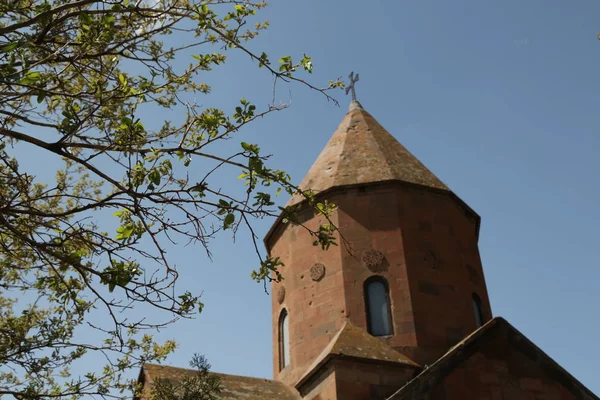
left=345, top=71, right=360, bottom=101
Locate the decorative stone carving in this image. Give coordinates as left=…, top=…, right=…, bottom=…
left=277, top=286, right=286, bottom=304
left=362, top=249, right=386, bottom=272
left=310, top=263, right=326, bottom=282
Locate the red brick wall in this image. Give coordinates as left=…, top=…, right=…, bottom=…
left=399, top=186, right=491, bottom=364
left=436, top=352, right=576, bottom=400
left=333, top=359, right=416, bottom=400
left=269, top=206, right=347, bottom=386
left=330, top=182, right=491, bottom=366
left=299, top=358, right=416, bottom=400
left=431, top=332, right=584, bottom=400
left=268, top=181, right=491, bottom=383
left=301, top=363, right=337, bottom=400
left=390, top=320, right=595, bottom=400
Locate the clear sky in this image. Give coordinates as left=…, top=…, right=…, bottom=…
left=139, top=0, right=600, bottom=394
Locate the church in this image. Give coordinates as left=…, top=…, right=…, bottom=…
left=136, top=91, right=598, bottom=399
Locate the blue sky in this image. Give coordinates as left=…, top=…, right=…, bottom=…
left=66, top=0, right=600, bottom=394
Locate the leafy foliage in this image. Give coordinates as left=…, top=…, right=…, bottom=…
left=0, top=0, right=343, bottom=398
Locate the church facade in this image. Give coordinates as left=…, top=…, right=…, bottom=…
left=137, top=100, right=598, bottom=400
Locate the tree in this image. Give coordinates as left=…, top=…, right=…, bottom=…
left=0, top=0, right=342, bottom=398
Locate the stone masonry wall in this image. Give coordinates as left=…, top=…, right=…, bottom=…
left=269, top=205, right=347, bottom=386
left=333, top=359, right=416, bottom=400
left=268, top=181, right=492, bottom=385
left=332, top=182, right=491, bottom=366
left=434, top=351, right=577, bottom=400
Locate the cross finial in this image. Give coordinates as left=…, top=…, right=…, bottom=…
left=345, top=71, right=360, bottom=102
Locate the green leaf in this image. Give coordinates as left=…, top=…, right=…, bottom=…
left=119, top=117, right=132, bottom=127
left=148, top=169, right=161, bottom=186
left=2, top=42, right=21, bottom=52
left=258, top=52, right=270, bottom=68
left=241, top=142, right=259, bottom=154
left=35, top=1, right=51, bottom=14
left=248, top=157, right=263, bottom=172
left=119, top=74, right=127, bottom=86
left=20, top=71, right=41, bottom=85
left=301, top=54, right=313, bottom=73
left=223, top=213, right=235, bottom=229
left=116, top=224, right=135, bottom=241
left=80, top=13, right=93, bottom=25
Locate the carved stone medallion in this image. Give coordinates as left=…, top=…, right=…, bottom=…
left=310, top=263, right=326, bottom=282
left=277, top=286, right=286, bottom=304
left=362, top=249, right=386, bottom=272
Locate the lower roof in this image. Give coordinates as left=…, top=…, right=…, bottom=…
left=296, top=320, right=419, bottom=389
left=140, top=363, right=300, bottom=400
left=386, top=317, right=599, bottom=400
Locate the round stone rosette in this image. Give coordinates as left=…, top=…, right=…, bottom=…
left=362, top=249, right=386, bottom=272
left=310, top=263, right=326, bottom=281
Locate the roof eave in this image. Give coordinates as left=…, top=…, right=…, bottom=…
left=263, top=180, right=481, bottom=252
left=134, top=365, right=148, bottom=400
left=295, top=353, right=420, bottom=393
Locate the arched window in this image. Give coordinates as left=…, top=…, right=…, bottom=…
left=364, top=277, right=393, bottom=336
left=472, top=293, right=484, bottom=328
left=279, top=309, right=290, bottom=370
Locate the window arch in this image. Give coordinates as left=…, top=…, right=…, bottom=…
left=472, top=293, right=484, bottom=328
left=364, top=277, right=394, bottom=336
left=278, top=309, right=290, bottom=370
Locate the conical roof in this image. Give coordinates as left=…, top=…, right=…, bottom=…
left=288, top=101, right=450, bottom=206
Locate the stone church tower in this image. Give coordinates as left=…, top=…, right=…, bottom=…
left=138, top=96, right=598, bottom=400
left=264, top=98, right=492, bottom=396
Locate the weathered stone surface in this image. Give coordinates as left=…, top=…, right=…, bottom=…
left=387, top=318, right=598, bottom=400
left=140, top=364, right=301, bottom=400
left=277, top=286, right=286, bottom=304
left=267, top=102, right=492, bottom=383
left=310, top=263, right=326, bottom=281
left=296, top=322, right=419, bottom=400
left=418, top=280, right=440, bottom=296
left=362, top=249, right=387, bottom=272
left=286, top=106, right=450, bottom=207
left=466, top=263, right=480, bottom=283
